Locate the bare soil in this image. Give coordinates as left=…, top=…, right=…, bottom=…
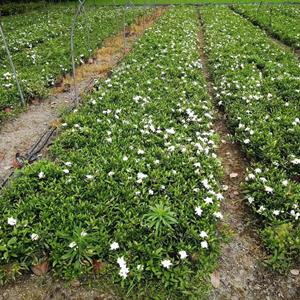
left=198, top=16, right=300, bottom=300
left=0, top=8, right=165, bottom=186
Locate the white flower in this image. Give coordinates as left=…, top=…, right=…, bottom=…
left=199, top=231, right=208, bottom=238
left=137, top=172, right=148, bottom=180
left=204, top=197, right=213, bottom=204
left=123, top=156, right=129, bottom=161
left=257, top=206, right=266, bottom=214
left=201, top=241, right=208, bottom=249
left=63, top=169, right=69, bottom=174
left=248, top=197, right=254, bottom=204
left=260, top=177, right=267, bottom=183
left=291, top=158, right=300, bottom=165
left=244, top=139, right=250, bottom=144
left=255, top=168, right=262, bottom=174
left=30, top=233, right=39, bottom=241
left=282, top=180, right=288, bottom=186
left=166, top=128, right=175, bottom=135
left=178, top=250, right=188, bottom=259
left=273, top=210, right=280, bottom=216
left=201, top=179, right=210, bottom=189
left=117, top=256, right=126, bottom=268
left=137, top=264, right=144, bottom=271
left=7, top=217, right=17, bottom=226
left=86, top=174, right=94, bottom=180
left=161, top=259, right=172, bottom=269
left=38, top=172, right=45, bottom=179
left=264, top=186, right=273, bottom=193
left=148, top=189, right=154, bottom=195
left=110, top=242, right=119, bottom=250
left=248, top=173, right=255, bottom=180
left=213, top=212, right=223, bottom=219
left=216, top=193, right=224, bottom=200
left=137, top=149, right=145, bottom=155
left=80, top=231, right=87, bottom=237
left=69, top=241, right=77, bottom=248
left=119, top=266, right=129, bottom=279
left=195, top=206, right=203, bottom=216
left=108, top=171, right=115, bottom=177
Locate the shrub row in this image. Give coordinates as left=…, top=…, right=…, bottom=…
left=0, top=7, right=224, bottom=297
left=201, top=6, right=300, bottom=270
left=0, top=5, right=146, bottom=125
left=233, top=4, right=300, bottom=50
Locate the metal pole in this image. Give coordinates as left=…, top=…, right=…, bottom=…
left=70, top=0, right=85, bottom=105
left=123, top=4, right=127, bottom=54
left=0, top=22, right=25, bottom=106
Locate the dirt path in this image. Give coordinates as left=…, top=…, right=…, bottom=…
left=198, top=13, right=300, bottom=300
left=0, top=8, right=165, bottom=187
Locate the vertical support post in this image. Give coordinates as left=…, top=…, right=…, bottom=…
left=123, top=3, right=127, bottom=54
left=70, top=0, right=85, bottom=105
left=0, top=22, right=25, bottom=106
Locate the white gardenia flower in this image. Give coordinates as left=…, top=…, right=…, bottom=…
left=199, top=231, right=208, bottom=238
left=110, top=242, right=119, bottom=250
left=166, top=128, right=175, bottom=135
left=201, top=179, right=210, bottom=189
left=201, top=241, right=208, bottom=249
left=244, top=139, right=250, bottom=144
left=7, top=217, right=17, bottom=226
left=80, top=231, right=87, bottom=237
left=216, top=193, right=224, bottom=200
left=248, top=173, right=255, bottom=180
left=119, top=266, right=129, bottom=279
left=264, top=186, right=273, bottom=193
left=195, top=206, right=203, bottom=216
left=69, top=241, right=77, bottom=248
left=137, top=149, right=145, bottom=155
left=86, top=174, right=94, bottom=180
left=137, top=172, right=148, bottom=180
left=117, top=256, right=126, bottom=268
left=178, top=250, right=188, bottom=259
left=248, top=197, right=254, bottom=204
left=213, top=212, right=223, bottom=219
left=30, top=233, right=39, bottom=241
left=63, top=169, right=69, bottom=174
left=291, top=158, right=300, bottom=165
left=119, top=265, right=129, bottom=279
left=161, top=259, right=172, bottom=269
left=204, top=197, right=213, bottom=204
left=255, top=168, right=262, bottom=174
left=273, top=210, right=280, bottom=216
left=38, top=172, right=45, bottom=179
left=123, top=156, right=129, bottom=161
left=282, top=180, right=288, bottom=186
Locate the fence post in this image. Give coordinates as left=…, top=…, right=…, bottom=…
left=0, top=21, right=25, bottom=106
